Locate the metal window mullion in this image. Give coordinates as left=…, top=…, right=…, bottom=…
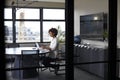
left=12, top=7, right=16, bottom=43
left=40, top=8, right=43, bottom=42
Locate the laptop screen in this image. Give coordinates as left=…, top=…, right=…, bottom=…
left=35, top=42, right=40, bottom=49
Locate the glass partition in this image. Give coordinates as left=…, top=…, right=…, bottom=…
left=74, top=0, right=108, bottom=80
left=5, top=0, right=66, bottom=80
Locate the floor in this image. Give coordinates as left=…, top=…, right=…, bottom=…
left=74, top=67, right=103, bottom=80
left=6, top=67, right=65, bottom=80
left=6, top=64, right=103, bottom=80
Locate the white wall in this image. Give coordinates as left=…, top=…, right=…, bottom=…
left=118, top=0, right=120, bottom=34
left=117, top=0, right=120, bottom=46
left=74, top=0, right=108, bottom=36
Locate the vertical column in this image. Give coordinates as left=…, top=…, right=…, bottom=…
left=65, top=0, right=74, bottom=80
left=108, top=0, right=117, bottom=80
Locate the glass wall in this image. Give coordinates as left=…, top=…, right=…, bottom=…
left=74, top=0, right=108, bottom=80
left=5, top=6, right=66, bottom=80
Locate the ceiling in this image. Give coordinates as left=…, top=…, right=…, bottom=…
left=9, top=0, right=65, bottom=6
left=24, top=0, right=65, bottom=3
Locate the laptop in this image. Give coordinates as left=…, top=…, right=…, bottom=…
left=35, top=42, right=40, bottom=49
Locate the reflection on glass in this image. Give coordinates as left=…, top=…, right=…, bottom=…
left=16, top=21, right=40, bottom=42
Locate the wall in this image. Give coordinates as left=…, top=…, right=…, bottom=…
left=74, top=0, right=120, bottom=47
left=74, top=0, right=108, bottom=36
left=117, top=0, right=120, bottom=47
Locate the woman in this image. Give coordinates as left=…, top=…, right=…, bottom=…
left=40, top=28, right=59, bottom=74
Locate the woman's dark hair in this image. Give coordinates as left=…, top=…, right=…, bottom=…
left=48, top=28, right=58, bottom=37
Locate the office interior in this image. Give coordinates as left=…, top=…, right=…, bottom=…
left=3, top=0, right=120, bottom=80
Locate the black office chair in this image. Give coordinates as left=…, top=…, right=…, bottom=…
left=20, top=50, right=39, bottom=78
left=19, top=43, right=36, bottom=47
left=49, top=44, right=66, bottom=75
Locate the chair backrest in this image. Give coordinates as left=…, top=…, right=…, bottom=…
left=21, top=50, right=39, bottom=55
left=19, top=43, right=36, bottom=47
left=6, top=44, right=19, bottom=48
left=21, top=50, right=39, bottom=68
left=61, top=44, right=65, bottom=53
left=57, top=44, right=65, bottom=59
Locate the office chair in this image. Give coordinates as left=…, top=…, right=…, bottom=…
left=20, top=50, right=39, bottom=78
left=39, top=44, right=66, bottom=75
left=19, top=43, right=36, bottom=47
left=49, top=44, right=66, bottom=75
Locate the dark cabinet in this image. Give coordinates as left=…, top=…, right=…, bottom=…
left=74, top=44, right=108, bottom=78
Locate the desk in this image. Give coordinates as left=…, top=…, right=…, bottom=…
left=6, top=47, right=49, bottom=79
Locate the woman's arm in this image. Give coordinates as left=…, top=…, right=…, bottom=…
left=41, top=45, right=51, bottom=51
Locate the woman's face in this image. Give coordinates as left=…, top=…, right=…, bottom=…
left=49, top=31, right=55, bottom=37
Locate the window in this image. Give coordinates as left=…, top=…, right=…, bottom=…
left=16, top=8, right=40, bottom=19
left=4, top=8, right=12, bottom=19
left=4, top=8, right=13, bottom=43
left=43, top=9, right=65, bottom=20
left=43, top=21, right=65, bottom=42
left=43, top=8, right=65, bottom=42
left=16, top=21, right=40, bottom=42
left=4, top=21, right=13, bottom=43
left=4, top=7, right=65, bottom=43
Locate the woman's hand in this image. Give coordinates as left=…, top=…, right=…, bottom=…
left=40, top=45, right=51, bottom=51
left=40, top=46, right=46, bottom=49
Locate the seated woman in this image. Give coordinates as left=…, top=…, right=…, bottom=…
left=40, top=28, right=59, bottom=74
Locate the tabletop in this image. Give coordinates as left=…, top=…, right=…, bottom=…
left=5, top=47, right=50, bottom=55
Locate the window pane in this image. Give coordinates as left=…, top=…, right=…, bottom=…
left=43, top=21, right=65, bottom=42
left=16, top=8, right=40, bottom=19
left=16, top=21, right=40, bottom=42
left=4, top=8, right=12, bottom=19
left=43, top=9, right=65, bottom=20
left=4, top=21, right=13, bottom=43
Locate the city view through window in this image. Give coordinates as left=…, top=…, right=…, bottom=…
left=4, top=8, right=65, bottom=43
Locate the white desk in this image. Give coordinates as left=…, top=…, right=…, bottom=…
left=6, top=47, right=49, bottom=55
left=5, top=47, right=50, bottom=79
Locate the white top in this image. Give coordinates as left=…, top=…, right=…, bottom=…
left=48, top=37, right=58, bottom=58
